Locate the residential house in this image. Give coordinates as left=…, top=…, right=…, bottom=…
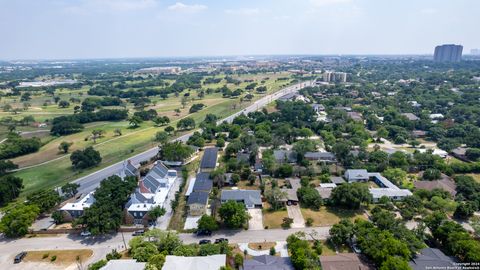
left=344, top=169, right=369, bottom=182
left=125, top=162, right=177, bottom=225
left=347, top=111, right=363, bottom=122
left=187, top=191, right=209, bottom=216
left=279, top=188, right=299, bottom=206
left=242, top=255, right=294, bottom=270
left=412, top=130, right=427, bottom=138
left=369, top=172, right=412, bottom=202
left=320, top=254, right=373, bottom=270
left=221, top=190, right=262, bottom=209
left=311, top=103, right=325, bottom=113
left=401, top=113, right=419, bottom=121
left=192, top=172, right=213, bottom=193
left=417, top=148, right=448, bottom=158
left=162, top=254, right=226, bottom=270
left=451, top=147, right=468, bottom=162
left=200, top=147, right=218, bottom=172
left=409, top=248, right=456, bottom=270
left=100, top=259, right=146, bottom=270
left=273, top=150, right=297, bottom=164
left=60, top=192, right=95, bottom=221
left=118, top=160, right=139, bottom=178
left=330, top=176, right=346, bottom=185
left=414, top=177, right=457, bottom=197
left=304, top=151, right=336, bottom=163
left=316, top=187, right=333, bottom=200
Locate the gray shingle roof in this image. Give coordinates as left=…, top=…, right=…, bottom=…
left=187, top=191, right=209, bottom=205
left=200, top=148, right=218, bottom=169
left=193, top=172, right=213, bottom=192
left=304, top=151, right=336, bottom=160
left=409, top=248, right=456, bottom=270
left=221, top=190, right=262, bottom=206
left=273, top=150, right=297, bottom=163
left=243, top=255, right=294, bottom=270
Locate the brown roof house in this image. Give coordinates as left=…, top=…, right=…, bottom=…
left=320, top=254, right=373, bottom=270
left=414, top=177, right=457, bottom=197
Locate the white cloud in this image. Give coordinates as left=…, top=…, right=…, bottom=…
left=167, top=2, right=207, bottom=13
left=310, top=0, right=353, bottom=7
left=421, top=8, right=438, bottom=14
left=225, top=8, right=260, bottom=16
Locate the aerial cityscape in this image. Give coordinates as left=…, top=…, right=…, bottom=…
left=1, top=1, right=480, bottom=270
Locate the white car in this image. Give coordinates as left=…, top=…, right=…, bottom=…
left=80, top=231, right=91, bottom=237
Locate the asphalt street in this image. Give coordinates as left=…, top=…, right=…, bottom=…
left=0, top=225, right=329, bottom=268
left=74, top=80, right=313, bottom=195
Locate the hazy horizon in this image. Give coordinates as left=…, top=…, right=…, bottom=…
left=1, top=0, right=479, bottom=59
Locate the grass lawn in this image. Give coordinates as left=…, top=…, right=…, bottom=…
left=262, top=209, right=289, bottom=229
left=321, top=240, right=352, bottom=256
left=301, top=207, right=367, bottom=227
left=24, top=249, right=93, bottom=265
left=467, top=173, right=480, bottom=183
left=8, top=73, right=293, bottom=200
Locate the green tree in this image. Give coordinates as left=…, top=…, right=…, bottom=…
left=0, top=160, right=18, bottom=176
left=177, top=117, right=196, bottom=130
left=58, top=141, right=73, bottom=153
left=0, top=175, right=23, bottom=206
left=0, top=203, right=40, bottom=237
left=382, top=168, right=407, bottom=186
left=27, top=189, right=61, bottom=213
left=197, top=214, right=219, bottom=232
left=52, top=211, right=64, bottom=224
left=147, top=254, right=166, bottom=269
left=329, top=219, right=354, bottom=247
left=330, top=183, right=372, bottom=209
left=155, top=131, right=169, bottom=146
left=70, top=147, right=102, bottom=169
left=148, top=206, right=166, bottom=220
left=61, top=183, right=80, bottom=198
left=129, top=115, right=143, bottom=128
left=132, top=241, right=159, bottom=262
left=379, top=256, right=411, bottom=270
left=219, top=201, right=249, bottom=229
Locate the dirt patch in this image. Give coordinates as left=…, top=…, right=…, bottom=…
left=24, top=249, right=93, bottom=265
left=248, top=242, right=276, bottom=251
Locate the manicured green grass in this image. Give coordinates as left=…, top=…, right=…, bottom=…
left=301, top=207, right=367, bottom=227
left=9, top=72, right=293, bottom=199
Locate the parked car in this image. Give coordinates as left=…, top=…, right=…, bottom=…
left=80, top=231, right=91, bottom=237
left=196, top=229, right=212, bottom=236
left=132, top=230, right=145, bottom=236
left=214, top=238, right=228, bottom=244
left=199, top=239, right=211, bottom=245
left=14, top=252, right=27, bottom=264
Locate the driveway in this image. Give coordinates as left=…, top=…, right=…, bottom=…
left=286, top=205, right=305, bottom=228
left=247, top=209, right=264, bottom=230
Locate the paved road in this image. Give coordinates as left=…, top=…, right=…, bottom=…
left=74, top=81, right=313, bottom=195
left=0, top=225, right=328, bottom=268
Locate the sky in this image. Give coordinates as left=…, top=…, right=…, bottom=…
left=0, top=0, right=479, bottom=59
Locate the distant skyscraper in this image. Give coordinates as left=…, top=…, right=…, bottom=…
left=433, top=44, right=463, bottom=62
left=471, top=49, right=480, bottom=55
left=323, top=71, right=347, bottom=83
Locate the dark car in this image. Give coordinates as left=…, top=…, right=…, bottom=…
left=14, top=252, right=27, bottom=264
left=132, top=230, right=145, bottom=236
left=196, top=229, right=212, bottom=236
left=199, top=239, right=211, bottom=245
left=214, top=238, right=228, bottom=244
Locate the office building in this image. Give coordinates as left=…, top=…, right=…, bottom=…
left=433, top=44, right=463, bottom=62
left=323, top=71, right=347, bottom=83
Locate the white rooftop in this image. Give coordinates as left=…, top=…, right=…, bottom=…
left=60, top=192, right=95, bottom=211
left=100, top=259, right=146, bottom=270
left=162, top=255, right=226, bottom=270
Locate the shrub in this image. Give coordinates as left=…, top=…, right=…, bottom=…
left=42, top=253, right=49, bottom=259
left=50, top=255, right=57, bottom=262
left=306, top=217, right=314, bottom=227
